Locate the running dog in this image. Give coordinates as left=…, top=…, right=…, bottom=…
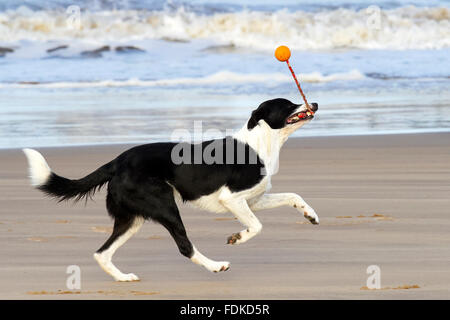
left=23, top=98, right=319, bottom=281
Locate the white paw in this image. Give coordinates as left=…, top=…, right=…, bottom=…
left=208, top=261, right=230, bottom=273
left=304, top=210, right=319, bottom=225
left=93, top=253, right=140, bottom=282
left=115, top=273, right=140, bottom=282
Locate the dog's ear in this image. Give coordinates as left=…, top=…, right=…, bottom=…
left=247, top=110, right=260, bottom=130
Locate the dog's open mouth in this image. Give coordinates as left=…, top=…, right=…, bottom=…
left=286, top=111, right=314, bottom=124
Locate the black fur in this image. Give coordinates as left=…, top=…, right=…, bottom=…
left=39, top=161, right=114, bottom=203
left=39, top=138, right=264, bottom=257
left=248, top=99, right=318, bottom=130
left=248, top=98, right=299, bottom=129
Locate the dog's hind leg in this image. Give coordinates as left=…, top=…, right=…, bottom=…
left=152, top=199, right=230, bottom=273
left=93, top=215, right=144, bottom=282
left=116, top=178, right=229, bottom=274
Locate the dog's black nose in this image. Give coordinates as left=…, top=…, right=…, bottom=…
left=311, top=103, right=318, bottom=112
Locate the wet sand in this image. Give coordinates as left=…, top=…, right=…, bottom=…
left=0, top=133, right=449, bottom=299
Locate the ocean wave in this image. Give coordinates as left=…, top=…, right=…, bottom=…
left=0, top=6, right=449, bottom=50
left=0, top=70, right=366, bottom=88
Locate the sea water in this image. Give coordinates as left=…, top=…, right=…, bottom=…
left=0, top=0, right=449, bottom=148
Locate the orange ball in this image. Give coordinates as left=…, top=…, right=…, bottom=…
left=275, top=45, right=291, bottom=62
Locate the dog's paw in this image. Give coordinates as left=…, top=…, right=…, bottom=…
left=115, top=273, right=140, bottom=282
left=304, top=211, right=319, bottom=225
left=211, top=261, right=231, bottom=273
left=227, top=232, right=242, bottom=245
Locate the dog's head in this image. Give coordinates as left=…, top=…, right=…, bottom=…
left=247, top=98, right=318, bottom=135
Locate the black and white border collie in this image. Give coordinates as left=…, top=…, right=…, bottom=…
left=23, top=98, right=319, bottom=282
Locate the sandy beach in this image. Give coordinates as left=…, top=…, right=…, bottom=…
left=0, top=132, right=449, bottom=300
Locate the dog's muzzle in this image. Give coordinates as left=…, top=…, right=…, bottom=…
left=286, top=103, right=318, bottom=124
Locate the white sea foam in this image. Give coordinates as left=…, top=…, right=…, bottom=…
left=0, top=6, right=448, bottom=50
left=0, top=70, right=366, bottom=88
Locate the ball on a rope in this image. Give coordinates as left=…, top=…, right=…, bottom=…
left=274, top=45, right=291, bottom=62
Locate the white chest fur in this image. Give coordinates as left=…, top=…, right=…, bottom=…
left=186, top=176, right=271, bottom=214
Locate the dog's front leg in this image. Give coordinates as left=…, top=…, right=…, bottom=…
left=248, top=193, right=319, bottom=224
left=219, top=196, right=262, bottom=245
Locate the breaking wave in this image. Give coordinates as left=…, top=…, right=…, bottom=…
left=0, top=5, right=449, bottom=50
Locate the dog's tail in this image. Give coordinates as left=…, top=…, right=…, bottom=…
left=23, top=148, right=115, bottom=203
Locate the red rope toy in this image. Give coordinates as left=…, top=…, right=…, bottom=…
left=275, top=45, right=314, bottom=114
